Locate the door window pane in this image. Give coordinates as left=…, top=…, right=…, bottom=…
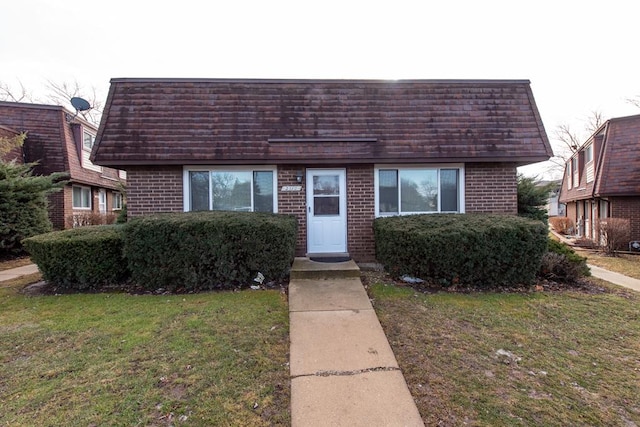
left=190, top=171, right=210, bottom=211
left=379, top=170, right=398, bottom=214
left=253, top=171, right=274, bottom=213
left=400, top=169, right=437, bottom=212
left=313, top=175, right=339, bottom=196
left=440, top=169, right=459, bottom=212
left=211, top=171, right=251, bottom=211
left=314, top=196, right=340, bottom=215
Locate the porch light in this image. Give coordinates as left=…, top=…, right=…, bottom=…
left=296, top=170, right=304, bottom=183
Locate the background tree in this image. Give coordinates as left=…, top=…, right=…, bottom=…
left=0, top=79, right=103, bottom=125
left=517, top=174, right=554, bottom=222
left=0, top=132, right=26, bottom=158
left=0, top=133, right=66, bottom=256
left=546, top=110, right=605, bottom=177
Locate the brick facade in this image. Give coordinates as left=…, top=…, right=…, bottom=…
left=277, top=165, right=307, bottom=257
left=346, top=165, right=375, bottom=262
left=465, top=163, right=518, bottom=213
left=126, top=166, right=184, bottom=216
left=125, top=163, right=524, bottom=261
left=610, top=197, right=640, bottom=242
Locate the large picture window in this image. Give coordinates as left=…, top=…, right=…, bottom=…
left=185, top=167, right=276, bottom=213
left=72, top=186, right=91, bottom=209
left=375, top=166, right=463, bottom=216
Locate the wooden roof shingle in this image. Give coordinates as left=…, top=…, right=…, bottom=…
left=93, top=78, right=552, bottom=166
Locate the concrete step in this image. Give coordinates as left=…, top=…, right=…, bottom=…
left=290, top=257, right=361, bottom=280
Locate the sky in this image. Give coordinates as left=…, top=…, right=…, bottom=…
left=2, top=0, right=638, bottom=179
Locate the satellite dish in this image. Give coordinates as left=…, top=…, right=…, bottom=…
left=70, top=97, right=91, bottom=112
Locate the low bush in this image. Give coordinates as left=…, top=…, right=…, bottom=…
left=539, top=239, right=590, bottom=282
left=374, top=214, right=548, bottom=288
left=22, top=225, right=128, bottom=290
left=549, top=217, right=574, bottom=234
left=600, top=218, right=631, bottom=255
left=124, top=211, right=297, bottom=292
left=66, top=212, right=117, bottom=228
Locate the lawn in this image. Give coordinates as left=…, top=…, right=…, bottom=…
left=369, top=280, right=640, bottom=426
left=581, top=250, right=640, bottom=279
left=0, top=276, right=290, bottom=426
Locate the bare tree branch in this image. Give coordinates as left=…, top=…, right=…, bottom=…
left=45, top=79, right=104, bottom=125
left=0, top=80, right=36, bottom=103
left=626, top=96, right=640, bottom=109
left=546, top=110, right=605, bottom=178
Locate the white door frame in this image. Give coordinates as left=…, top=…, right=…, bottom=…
left=306, top=168, right=347, bottom=254
left=98, top=189, right=107, bottom=214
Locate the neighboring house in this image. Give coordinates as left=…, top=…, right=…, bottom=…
left=92, top=78, right=551, bottom=262
left=559, top=114, right=640, bottom=243
left=0, top=101, right=127, bottom=229
left=539, top=180, right=565, bottom=217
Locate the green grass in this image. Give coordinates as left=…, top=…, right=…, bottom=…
left=0, top=281, right=290, bottom=426
left=582, top=251, right=640, bottom=279
left=370, top=282, right=640, bottom=426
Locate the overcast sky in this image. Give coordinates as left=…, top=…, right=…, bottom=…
left=2, top=0, right=638, bottom=178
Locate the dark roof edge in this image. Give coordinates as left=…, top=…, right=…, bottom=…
left=94, top=156, right=548, bottom=168
left=0, top=101, right=98, bottom=131
left=109, top=77, right=532, bottom=85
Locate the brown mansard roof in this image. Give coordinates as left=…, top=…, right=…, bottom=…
left=0, top=101, right=122, bottom=189
left=560, top=114, right=640, bottom=202
left=92, top=78, right=552, bottom=167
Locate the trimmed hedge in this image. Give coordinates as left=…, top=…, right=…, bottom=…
left=374, top=214, right=548, bottom=287
left=22, top=225, right=128, bottom=290
left=124, top=211, right=297, bottom=292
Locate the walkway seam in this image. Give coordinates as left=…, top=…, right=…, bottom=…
left=291, top=366, right=401, bottom=380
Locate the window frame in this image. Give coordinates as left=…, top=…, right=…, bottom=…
left=83, top=130, right=96, bottom=151
left=72, top=185, right=92, bottom=210
left=374, top=164, right=465, bottom=217
left=112, top=192, right=123, bottom=210
left=183, top=166, right=278, bottom=213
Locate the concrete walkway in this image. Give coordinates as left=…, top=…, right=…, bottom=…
left=0, top=263, right=39, bottom=282
left=289, top=258, right=424, bottom=427
left=588, top=264, right=640, bottom=292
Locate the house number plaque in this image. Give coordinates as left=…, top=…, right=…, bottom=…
left=281, top=185, right=302, bottom=192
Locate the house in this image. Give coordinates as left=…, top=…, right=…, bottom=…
left=559, top=114, right=640, bottom=244
left=539, top=180, right=565, bottom=217
left=0, top=101, right=126, bottom=229
left=92, top=78, right=551, bottom=262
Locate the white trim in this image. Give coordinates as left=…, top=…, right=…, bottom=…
left=373, top=163, right=465, bottom=217
left=306, top=168, right=347, bottom=254
left=182, top=165, right=278, bottom=213
left=72, top=185, right=92, bottom=210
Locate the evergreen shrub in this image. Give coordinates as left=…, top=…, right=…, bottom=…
left=124, top=211, right=297, bottom=292
left=374, top=214, right=548, bottom=287
left=23, top=225, right=128, bottom=290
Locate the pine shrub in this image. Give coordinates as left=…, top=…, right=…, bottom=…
left=374, top=214, right=548, bottom=288
left=23, top=225, right=128, bottom=290
left=124, top=211, right=297, bottom=292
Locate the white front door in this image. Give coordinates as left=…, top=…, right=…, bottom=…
left=306, top=168, right=347, bottom=254
left=98, top=189, right=107, bottom=214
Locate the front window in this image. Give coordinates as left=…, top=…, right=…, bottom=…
left=185, top=167, right=276, bottom=213
left=72, top=186, right=91, bottom=209
left=83, top=131, right=95, bottom=151
left=375, top=166, right=463, bottom=216
left=113, top=192, right=123, bottom=210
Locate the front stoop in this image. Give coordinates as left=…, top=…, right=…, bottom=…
left=290, top=257, right=361, bottom=280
